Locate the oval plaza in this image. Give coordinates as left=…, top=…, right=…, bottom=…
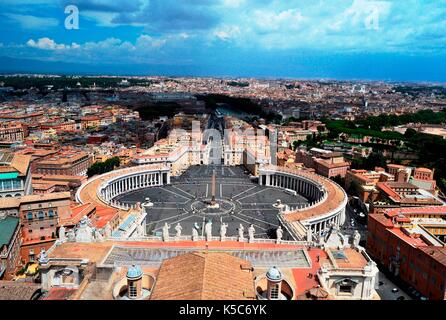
left=76, top=162, right=347, bottom=242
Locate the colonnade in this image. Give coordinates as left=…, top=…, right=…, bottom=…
left=261, top=173, right=324, bottom=203
left=259, top=169, right=347, bottom=239
left=101, top=171, right=169, bottom=202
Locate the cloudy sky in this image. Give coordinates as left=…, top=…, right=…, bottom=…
left=0, top=0, right=446, bottom=81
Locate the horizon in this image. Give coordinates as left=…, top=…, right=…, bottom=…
left=1, top=1, right=446, bottom=82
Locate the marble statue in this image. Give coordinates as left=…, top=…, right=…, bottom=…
left=248, top=224, right=255, bottom=243
left=205, top=219, right=213, bottom=241
left=75, top=217, right=94, bottom=242
left=162, top=223, right=171, bottom=242
left=306, top=227, right=312, bottom=242
left=238, top=224, right=245, bottom=242
left=353, top=230, right=361, bottom=248
left=66, top=229, right=75, bottom=242
left=39, top=249, right=49, bottom=264
left=58, top=225, right=66, bottom=242
left=276, top=226, right=283, bottom=243
left=220, top=222, right=228, bottom=241
left=192, top=225, right=199, bottom=241
left=175, top=223, right=182, bottom=238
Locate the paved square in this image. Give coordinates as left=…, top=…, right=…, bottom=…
left=116, top=165, right=309, bottom=239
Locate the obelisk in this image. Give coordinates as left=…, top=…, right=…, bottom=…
left=211, top=169, right=216, bottom=205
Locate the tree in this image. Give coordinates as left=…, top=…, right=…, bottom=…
left=363, top=152, right=387, bottom=170
left=404, top=128, right=417, bottom=139
left=331, top=175, right=345, bottom=189
left=292, top=140, right=300, bottom=151
left=87, top=157, right=121, bottom=177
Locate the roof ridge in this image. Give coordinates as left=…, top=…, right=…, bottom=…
left=199, top=251, right=209, bottom=299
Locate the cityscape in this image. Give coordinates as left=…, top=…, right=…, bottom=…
left=0, top=0, right=446, bottom=304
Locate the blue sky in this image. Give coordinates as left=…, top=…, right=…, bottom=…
left=0, top=0, right=446, bottom=81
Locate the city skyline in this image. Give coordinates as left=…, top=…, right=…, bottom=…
left=1, top=0, right=446, bottom=82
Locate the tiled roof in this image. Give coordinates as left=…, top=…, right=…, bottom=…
left=150, top=252, right=256, bottom=300
left=10, top=154, right=31, bottom=176
left=418, top=247, right=446, bottom=267
left=0, top=281, right=41, bottom=300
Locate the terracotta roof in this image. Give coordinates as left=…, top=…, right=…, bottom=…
left=0, top=281, right=41, bottom=300
left=150, top=252, right=256, bottom=300
left=91, top=205, right=119, bottom=229
left=0, top=192, right=72, bottom=209
left=10, top=154, right=31, bottom=176
left=42, top=287, right=77, bottom=300
left=418, top=247, right=446, bottom=267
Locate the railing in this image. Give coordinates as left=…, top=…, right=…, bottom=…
left=107, top=235, right=310, bottom=246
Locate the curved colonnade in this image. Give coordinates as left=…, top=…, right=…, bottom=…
left=76, top=164, right=170, bottom=210
left=259, top=165, right=348, bottom=240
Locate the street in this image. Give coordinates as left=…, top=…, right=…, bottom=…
left=341, top=204, right=367, bottom=243
left=375, top=271, right=412, bottom=300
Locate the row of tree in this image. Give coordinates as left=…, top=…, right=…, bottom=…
left=357, top=109, right=446, bottom=131
left=87, top=157, right=121, bottom=178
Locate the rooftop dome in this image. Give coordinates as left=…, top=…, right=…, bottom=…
left=266, top=266, right=283, bottom=282
left=126, top=265, right=143, bottom=280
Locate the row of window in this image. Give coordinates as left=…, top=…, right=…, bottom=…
left=26, top=210, right=57, bottom=220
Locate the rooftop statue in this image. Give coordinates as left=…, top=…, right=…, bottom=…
left=248, top=224, right=255, bottom=243
left=162, top=223, right=171, bottom=242
left=238, top=224, right=245, bottom=241
left=175, top=223, right=182, bottom=237
left=205, top=219, right=212, bottom=241
left=276, top=226, right=283, bottom=243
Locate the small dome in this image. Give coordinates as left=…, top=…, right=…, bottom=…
left=126, top=265, right=142, bottom=280
left=266, top=266, right=283, bottom=282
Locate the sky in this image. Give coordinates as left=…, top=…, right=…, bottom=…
left=0, top=0, right=446, bottom=82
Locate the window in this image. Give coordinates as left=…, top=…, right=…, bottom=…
left=27, top=212, right=33, bottom=220
left=128, top=282, right=138, bottom=298
left=48, top=210, right=55, bottom=218
left=38, top=211, right=44, bottom=220
left=270, top=284, right=280, bottom=300
left=340, top=285, right=352, bottom=293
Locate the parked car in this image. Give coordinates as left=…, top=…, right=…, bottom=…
left=396, top=296, right=405, bottom=300
left=392, top=288, right=399, bottom=293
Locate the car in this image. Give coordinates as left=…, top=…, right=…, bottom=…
left=378, top=281, right=384, bottom=286
left=396, top=296, right=405, bottom=300
left=420, top=296, right=428, bottom=301
left=392, top=288, right=399, bottom=293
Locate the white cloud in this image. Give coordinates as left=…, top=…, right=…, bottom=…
left=27, top=38, right=68, bottom=50
left=4, top=13, right=59, bottom=30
